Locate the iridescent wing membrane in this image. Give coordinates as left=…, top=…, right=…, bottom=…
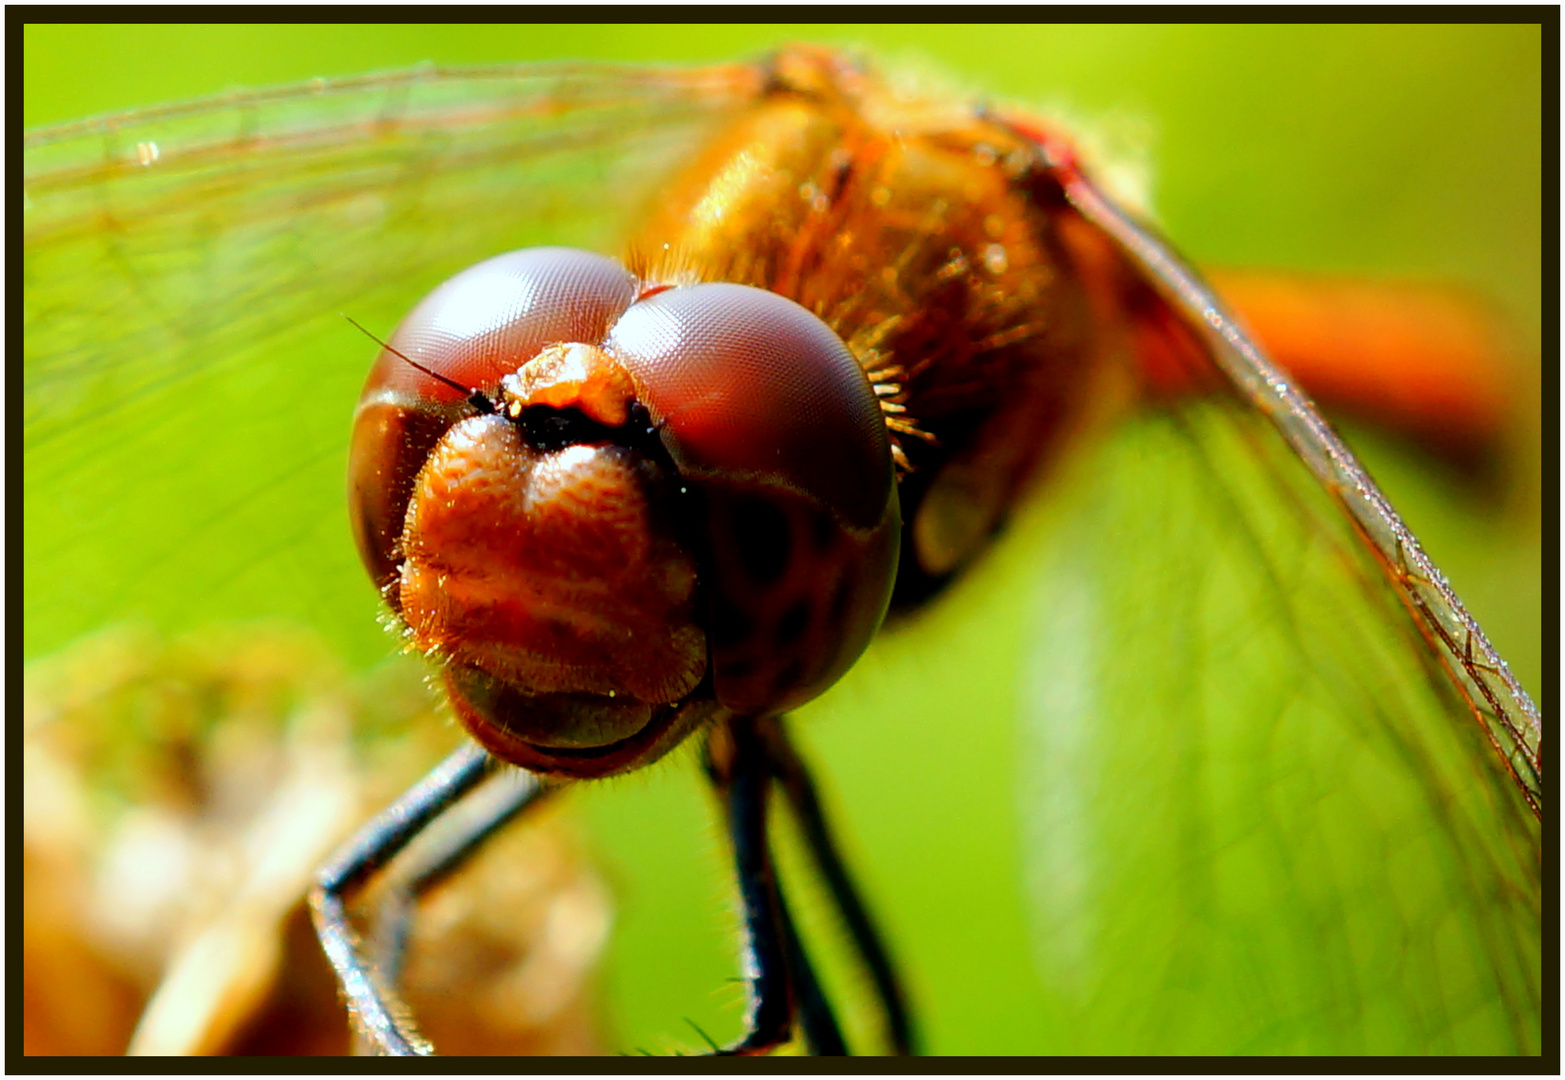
left=1065, top=172, right=1541, bottom=810
left=23, top=60, right=1542, bottom=1055
left=1014, top=400, right=1542, bottom=1053
left=1005, top=171, right=1541, bottom=1053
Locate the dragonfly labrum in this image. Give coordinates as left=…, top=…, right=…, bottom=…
left=23, top=46, right=1542, bottom=1056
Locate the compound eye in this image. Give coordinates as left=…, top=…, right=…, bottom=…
left=606, top=283, right=892, bottom=529
left=350, top=247, right=637, bottom=594
left=606, top=284, right=899, bottom=716
left=371, top=247, right=638, bottom=402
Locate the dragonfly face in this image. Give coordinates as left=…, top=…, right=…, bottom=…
left=350, top=244, right=900, bottom=776
left=23, top=36, right=1542, bottom=1056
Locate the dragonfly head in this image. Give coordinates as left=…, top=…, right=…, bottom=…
left=349, top=248, right=899, bottom=779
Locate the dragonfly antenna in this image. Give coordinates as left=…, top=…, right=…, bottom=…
left=342, top=314, right=494, bottom=413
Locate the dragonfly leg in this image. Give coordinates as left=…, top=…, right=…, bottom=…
left=311, top=740, right=497, bottom=1056
left=361, top=762, right=552, bottom=999
left=774, top=866, right=848, bottom=1055
left=705, top=715, right=845, bottom=1055
left=757, top=716, right=918, bottom=1055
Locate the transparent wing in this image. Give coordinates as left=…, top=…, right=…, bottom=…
left=1068, top=174, right=1542, bottom=811
left=23, top=61, right=759, bottom=666
left=1005, top=176, right=1541, bottom=1053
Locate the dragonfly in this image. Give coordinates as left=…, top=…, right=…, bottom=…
left=23, top=46, right=1542, bottom=1056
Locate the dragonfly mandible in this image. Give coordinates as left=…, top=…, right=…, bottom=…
left=23, top=37, right=1543, bottom=1057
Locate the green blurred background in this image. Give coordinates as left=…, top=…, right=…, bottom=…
left=24, top=23, right=1543, bottom=1056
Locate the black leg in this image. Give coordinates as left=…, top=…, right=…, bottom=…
left=311, top=741, right=498, bottom=1056
left=776, top=872, right=847, bottom=1055
left=314, top=721, right=892, bottom=1058
left=704, top=716, right=810, bottom=1055
left=757, top=717, right=918, bottom=1056
left=365, top=764, right=552, bottom=993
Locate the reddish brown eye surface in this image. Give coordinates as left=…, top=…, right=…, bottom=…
left=607, top=284, right=893, bottom=528
left=349, top=248, right=637, bottom=592
left=371, top=246, right=638, bottom=403
left=608, top=284, right=900, bottom=717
